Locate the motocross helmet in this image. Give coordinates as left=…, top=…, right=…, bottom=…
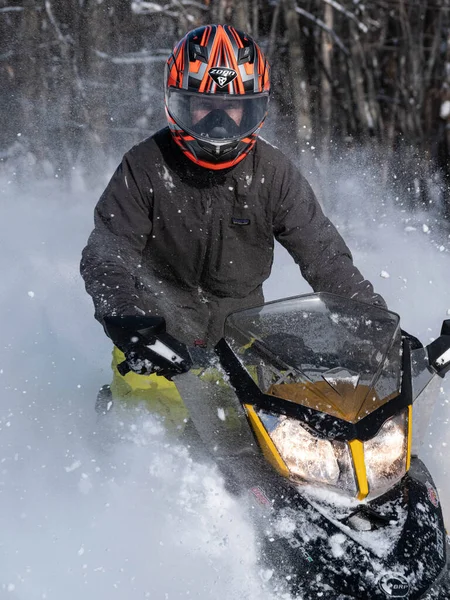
left=164, top=24, right=270, bottom=170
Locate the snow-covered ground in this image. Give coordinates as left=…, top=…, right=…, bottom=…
left=0, top=154, right=449, bottom=598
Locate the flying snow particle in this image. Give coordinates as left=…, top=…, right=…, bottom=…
left=28, top=291, right=35, bottom=298
left=78, top=546, right=85, bottom=556
left=380, top=271, right=390, bottom=279
left=440, top=100, right=450, bottom=119
left=65, top=460, right=81, bottom=473
left=422, top=224, right=430, bottom=233
left=217, top=408, right=226, bottom=421
left=161, top=165, right=175, bottom=190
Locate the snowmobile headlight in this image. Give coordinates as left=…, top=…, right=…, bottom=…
left=270, top=417, right=339, bottom=485
left=364, top=410, right=408, bottom=496
left=248, top=407, right=409, bottom=500
left=252, top=411, right=357, bottom=495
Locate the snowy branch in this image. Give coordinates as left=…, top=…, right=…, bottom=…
left=295, top=5, right=349, bottom=56
left=45, top=0, right=72, bottom=46
left=0, top=6, right=24, bottom=12
left=171, top=0, right=196, bottom=23
left=131, top=0, right=207, bottom=13
left=95, top=49, right=171, bottom=64
left=180, top=0, right=209, bottom=10
left=321, top=0, right=369, bottom=33
left=131, top=0, right=180, bottom=17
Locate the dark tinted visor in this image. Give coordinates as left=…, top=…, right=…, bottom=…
left=167, top=89, right=270, bottom=140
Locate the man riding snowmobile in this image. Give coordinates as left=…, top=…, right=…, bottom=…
left=80, top=24, right=387, bottom=422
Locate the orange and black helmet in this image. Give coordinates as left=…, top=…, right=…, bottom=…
left=164, top=24, right=270, bottom=170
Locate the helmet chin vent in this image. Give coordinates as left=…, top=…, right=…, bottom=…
left=197, top=139, right=238, bottom=158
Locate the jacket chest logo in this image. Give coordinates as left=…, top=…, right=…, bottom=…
left=231, top=217, right=251, bottom=226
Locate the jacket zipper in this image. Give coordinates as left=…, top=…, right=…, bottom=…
left=197, top=190, right=216, bottom=332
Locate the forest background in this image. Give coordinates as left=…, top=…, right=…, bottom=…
left=1, top=0, right=449, bottom=213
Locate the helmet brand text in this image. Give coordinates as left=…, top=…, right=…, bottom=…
left=208, top=68, right=238, bottom=88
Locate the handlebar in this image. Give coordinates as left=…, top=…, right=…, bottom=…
left=116, top=344, right=212, bottom=379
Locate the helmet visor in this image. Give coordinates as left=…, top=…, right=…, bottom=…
left=167, top=89, right=269, bottom=141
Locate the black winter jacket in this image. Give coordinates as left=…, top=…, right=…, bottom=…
left=81, top=127, right=385, bottom=346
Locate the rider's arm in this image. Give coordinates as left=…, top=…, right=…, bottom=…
left=272, top=160, right=386, bottom=308
left=80, top=150, right=154, bottom=323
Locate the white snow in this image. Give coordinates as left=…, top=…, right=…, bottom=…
left=329, top=533, right=347, bottom=558
left=0, top=177, right=269, bottom=600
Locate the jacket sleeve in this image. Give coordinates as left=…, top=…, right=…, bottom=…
left=80, top=152, right=154, bottom=324
left=272, top=161, right=386, bottom=308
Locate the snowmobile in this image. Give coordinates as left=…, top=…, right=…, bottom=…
left=104, top=293, right=450, bottom=599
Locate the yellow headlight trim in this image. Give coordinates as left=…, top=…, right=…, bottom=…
left=349, top=439, right=369, bottom=500
left=244, top=404, right=290, bottom=477
left=406, top=404, right=412, bottom=471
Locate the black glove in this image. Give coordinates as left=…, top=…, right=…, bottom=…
left=401, top=329, right=423, bottom=350
left=104, top=315, right=192, bottom=379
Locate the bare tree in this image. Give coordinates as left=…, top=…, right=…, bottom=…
left=282, top=0, right=312, bottom=147
left=0, top=0, right=449, bottom=208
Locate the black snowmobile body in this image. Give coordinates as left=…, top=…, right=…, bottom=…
left=106, top=293, right=450, bottom=599
left=219, top=452, right=450, bottom=599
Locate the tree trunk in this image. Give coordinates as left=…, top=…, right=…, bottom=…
left=282, top=0, right=312, bottom=150
left=233, top=0, right=250, bottom=31
left=80, top=0, right=114, bottom=180
left=320, top=3, right=333, bottom=161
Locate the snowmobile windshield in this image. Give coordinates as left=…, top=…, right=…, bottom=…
left=223, top=293, right=403, bottom=423
left=167, top=89, right=269, bottom=140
